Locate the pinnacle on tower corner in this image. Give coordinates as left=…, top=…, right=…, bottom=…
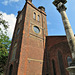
left=38, top=6, right=45, bottom=11
left=26, top=0, right=32, bottom=2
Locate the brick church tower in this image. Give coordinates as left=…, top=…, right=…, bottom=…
left=5, top=0, right=48, bottom=75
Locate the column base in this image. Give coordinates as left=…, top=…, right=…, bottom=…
left=70, top=63, right=75, bottom=66
left=66, top=66, right=75, bottom=73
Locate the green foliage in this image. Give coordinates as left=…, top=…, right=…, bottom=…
left=0, top=13, right=8, bottom=30
left=0, top=13, right=11, bottom=74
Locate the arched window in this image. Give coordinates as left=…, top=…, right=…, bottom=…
left=43, top=16, right=45, bottom=22
left=33, top=12, right=36, bottom=19
left=52, top=59, right=56, bottom=75
left=38, top=15, right=40, bottom=21
left=58, top=51, right=66, bottom=75
left=9, top=65, right=13, bottom=75
left=11, top=43, right=17, bottom=61
left=67, top=56, right=72, bottom=66
left=18, top=14, right=22, bottom=23
left=17, top=28, right=20, bottom=35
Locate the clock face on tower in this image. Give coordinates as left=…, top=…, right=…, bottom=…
left=33, top=26, right=40, bottom=34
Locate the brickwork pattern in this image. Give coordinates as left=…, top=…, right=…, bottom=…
left=43, top=36, right=72, bottom=75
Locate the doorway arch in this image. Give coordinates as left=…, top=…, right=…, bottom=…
left=9, top=64, right=13, bottom=75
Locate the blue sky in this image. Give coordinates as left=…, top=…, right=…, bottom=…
left=0, top=0, right=75, bottom=39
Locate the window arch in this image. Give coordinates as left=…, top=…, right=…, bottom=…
left=17, top=28, right=20, bottom=35
left=33, top=12, right=36, bottom=19
left=52, top=59, right=56, bottom=75
left=67, top=56, right=72, bottom=66
left=38, top=15, right=40, bottom=21
left=58, top=51, right=66, bottom=75
left=18, top=14, right=22, bottom=23
left=9, top=65, right=13, bottom=75
left=11, top=42, right=17, bottom=61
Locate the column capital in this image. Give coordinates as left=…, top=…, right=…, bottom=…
left=57, top=2, right=67, bottom=12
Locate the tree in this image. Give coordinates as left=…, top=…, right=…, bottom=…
left=0, top=13, right=11, bottom=74
left=0, top=13, right=8, bottom=30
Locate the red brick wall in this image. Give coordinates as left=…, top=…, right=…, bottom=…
left=5, top=1, right=72, bottom=75
left=5, top=1, right=48, bottom=75
left=43, top=36, right=72, bottom=75
left=17, top=1, right=48, bottom=75
left=5, top=2, right=26, bottom=75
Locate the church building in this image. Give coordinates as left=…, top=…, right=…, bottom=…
left=5, top=0, right=72, bottom=75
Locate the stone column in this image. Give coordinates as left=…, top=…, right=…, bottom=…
left=57, top=2, right=75, bottom=62
left=53, top=0, right=75, bottom=74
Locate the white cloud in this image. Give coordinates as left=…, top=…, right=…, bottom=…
left=2, top=0, right=19, bottom=5
left=2, top=1, right=8, bottom=5
left=9, top=0, right=19, bottom=2
left=47, top=21, right=51, bottom=25
left=0, top=11, right=16, bottom=39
